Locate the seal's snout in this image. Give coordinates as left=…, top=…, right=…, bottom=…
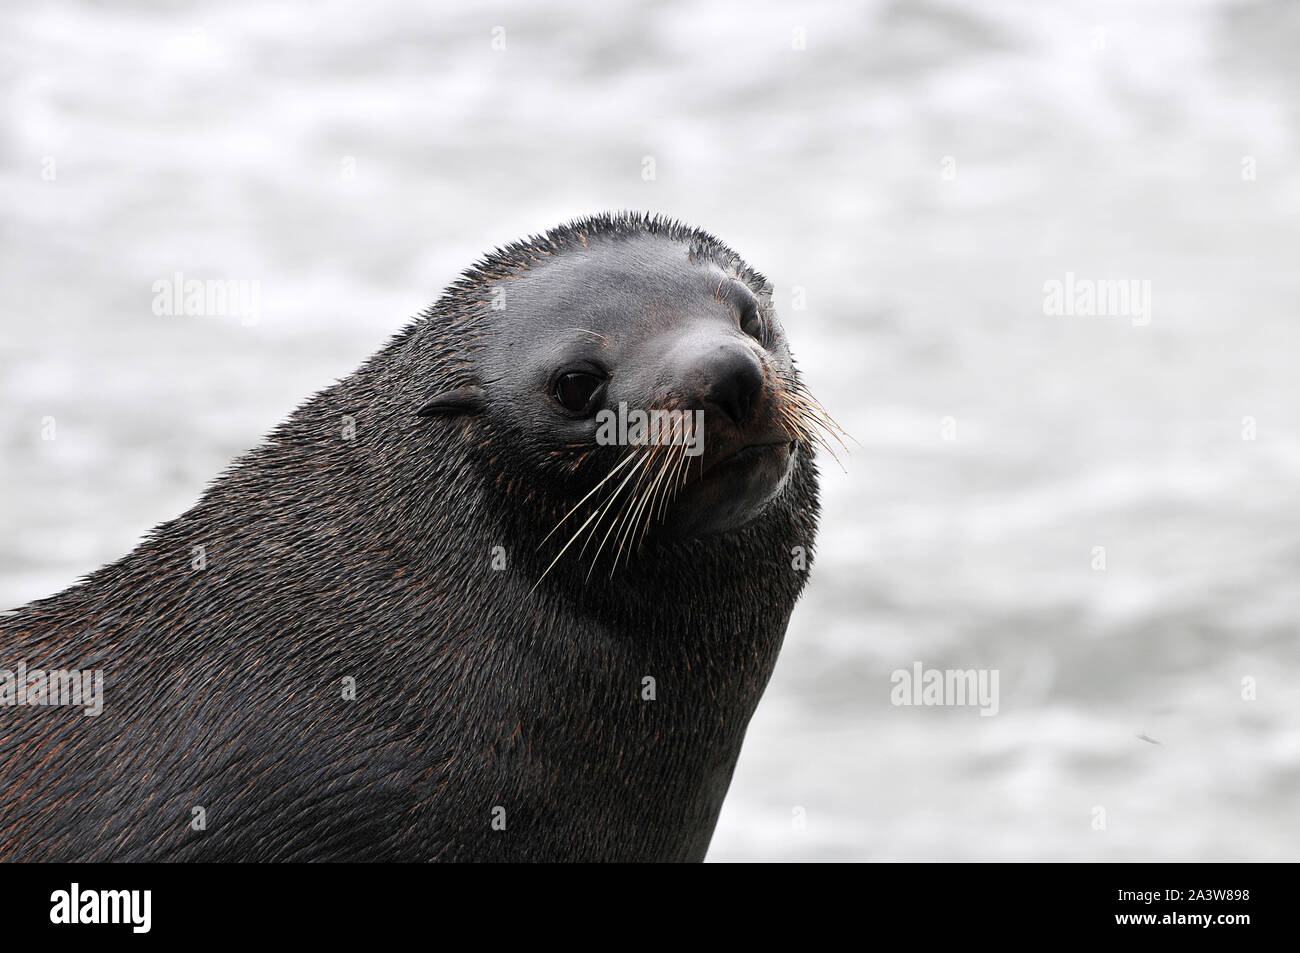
left=700, top=343, right=764, bottom=427
left=644, top=331, right=798, bottom=538
left=660, top=330, right=765, bottom=429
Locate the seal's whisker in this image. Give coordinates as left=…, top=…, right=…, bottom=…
left=665, top=440, right=691, bottom=515
left=641, top=442, right=689, bottom=555
left=564, top=327, right=611, bottom=344
left=604, top=443, right=670, bottom=575
left=795, top=406, right=847, bottom=454
left=787, top=381, right=852, bottom=446
left=800, top=407, right=849, bottom=448
left=581, top=448, right=657, bottom=580
left=618, top=442, right=678, bottom=572
left=534, top=451, right=649, bottom=590
left=675, top=440, right=693, bottom=493
left=580, top=448, right=650, bottom=571
left=775, top=385, right=850, bottom=472
left=657, top=440, right=691, bottom=523
left=581, top=448, right=652, bottom=557
left=653, top=440, right=690, bottom=532
left=799, top=427, right=846, bottom=471
left=635, top=441, right=681, bottom=557
left=538, top=451, right=640, bottom=548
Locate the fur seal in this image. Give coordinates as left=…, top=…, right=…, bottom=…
left=0, top=212, right=837, bottom=862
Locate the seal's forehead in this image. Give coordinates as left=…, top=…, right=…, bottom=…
left=503, top=235, right=743, bottom=330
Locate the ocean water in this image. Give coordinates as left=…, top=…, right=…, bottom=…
left=2, top=0, right=1297, bottom=861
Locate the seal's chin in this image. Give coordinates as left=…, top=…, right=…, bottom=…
left=666, top=440, right=796, bottom=538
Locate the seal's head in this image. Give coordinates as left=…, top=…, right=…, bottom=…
left=410, top=212, right=838, bottom=579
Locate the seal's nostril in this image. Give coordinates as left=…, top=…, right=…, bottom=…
left=703, top=345, right=763, bottom=427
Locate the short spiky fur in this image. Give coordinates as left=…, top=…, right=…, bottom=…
left=0, top=213, right=820, bottom=861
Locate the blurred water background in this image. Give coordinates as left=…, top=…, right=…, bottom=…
left=2, top=0, right=1298, bottom=861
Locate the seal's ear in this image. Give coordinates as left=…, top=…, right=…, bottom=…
left=416, top=386, right=486, bottom=418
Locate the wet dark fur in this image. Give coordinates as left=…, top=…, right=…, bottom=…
left=0, top=212, right=820, bottom=861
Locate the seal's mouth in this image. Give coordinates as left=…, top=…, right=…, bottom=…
left=698, top=440, right=795, bottom=481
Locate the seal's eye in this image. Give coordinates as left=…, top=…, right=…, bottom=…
left=740, top=303, right=767, bottom=345
left=553, top=371, right=604, bottom=414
